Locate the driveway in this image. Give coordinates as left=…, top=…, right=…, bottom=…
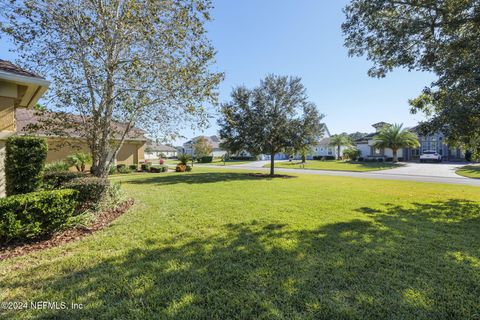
left=380, top=162, right=466, bottom=178
left=215, top=161, right=480, bottom=186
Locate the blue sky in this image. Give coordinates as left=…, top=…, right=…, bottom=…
left=0, top=0, right=434, bottom=145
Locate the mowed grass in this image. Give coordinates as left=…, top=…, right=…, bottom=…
left=267, top=160, right=402, bottom=172
left=456, top=165, right=480, bottom=179
left=1, top=168, right=480, bottom=319
left=201, top=159, right=254, bottom=166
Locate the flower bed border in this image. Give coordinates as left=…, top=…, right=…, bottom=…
left=0, top=198, right=134, bottom=260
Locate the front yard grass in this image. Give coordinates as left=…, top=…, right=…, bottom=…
left=456, top=165, right=480, bottom=179
left=266, top=160, right=402, bottom=172
left=201, top=159, right=254, bottom=166
left=1, top=168, right=480, bottom=319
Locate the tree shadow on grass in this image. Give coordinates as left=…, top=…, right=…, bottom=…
left=4, top=200, right=480, bottom=319
left=125, top=172, right=297, bottom=186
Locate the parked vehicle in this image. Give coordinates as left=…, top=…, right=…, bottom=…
left=420, top=150, right=442, bottom=163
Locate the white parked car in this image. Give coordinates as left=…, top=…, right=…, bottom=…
left=420, top=150, right=442, bottom=163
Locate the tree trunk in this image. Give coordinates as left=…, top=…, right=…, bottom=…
left=270, top=152, right=275, bottom=176
left=392, top=149, right=398, bottom=163
left=337, top=145, right=341, bottom=160
left=301, top=153, right=306, bottom=163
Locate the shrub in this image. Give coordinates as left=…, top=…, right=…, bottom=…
left=45, top=161, right=69, bottom=173
left=343, top=147, right=361, bottom=160
left=117, top=164, right=132, bottom=174
left=197, top=156, right=213, bottom=163
left=229, top=156, right=255, bottom=161
left=151, top=165, right=169, bottom=173
left=141, top=163, right=151, bottom=172
left=129, top=164, right=138, bottom=171
left=186, top=165, right=192, bottom=172
left=313, top=155, right=335, bottom=161
left=64, top=177, right=110, bottom=209
left=65, top=152, right=92, bottom=172
left=5, top=136, right=48, bottom=196
left=357, top=157, right=364, bottom=162
left=108, top=165, right=117, bottom=175
left=43, top=171, right=87, bottom=189
left=178, top=153, right=192, bottom=165
left=159, top=159, right=165, bottom=165
left=0, top=189, right=78, bottom=242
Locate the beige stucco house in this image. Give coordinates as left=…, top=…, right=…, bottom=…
left=15, top=108, right=146, bottom=169
left=0, top=60, right=146, bottom=196
left=0, top=59, right=50, bottom=197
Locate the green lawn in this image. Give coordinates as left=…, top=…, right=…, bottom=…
left=1, top=168, right=480, bottom=319
left=266, top=160, right=402, bottom=172
left=456, top=165, right=480, bottom=179
left=201, top=159, right=254, bottom=166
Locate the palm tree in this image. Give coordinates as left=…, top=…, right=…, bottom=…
left=66, top=152, right=92, bottom=172
left=372, top=124, right=420, bottom=162
left=329, top=134, right=351, bottom=160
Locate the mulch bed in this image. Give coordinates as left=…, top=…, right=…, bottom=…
left=247, top=173, right=296, bottom=179
left=0, top=198, right=134, bottom=260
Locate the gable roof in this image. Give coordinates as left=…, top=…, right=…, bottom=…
left=146, top=141, right=177, bottom=152
left=184, top=135, right=222, bottom=149
left=0, top=60, right=44, bottom=79
left=15, top=108, right=146, bottom=141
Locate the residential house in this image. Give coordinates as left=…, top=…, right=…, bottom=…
left=181, top=135, right=226, bottom=158
left=145, top=140, right=177, bottom=159
left=403, top=128, right=464, bottom=162
left=311, top=127, right=349, bottom=159
left=16, top=108, right=146, bottom=168
left=355, top=122, right=464, bottom=161
left=0, top=59, right=50, bottom=196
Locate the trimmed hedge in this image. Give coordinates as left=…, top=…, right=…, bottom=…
left=229, top=156, right=256, bottom=161
left=117, top=164, right=132, bottom=174
left=150, top=165, right=168, bottom=173
left=64, top=177, right=110, bottom=209
left=313, top=156, right=335, bottom=161
left=141, top=163, right=151, bottom=172
left=0, top=189, right=78, bottom=242
left=5, top=136, right=48, bottom=195
left=43, top=171, right=87, bottom=189
left=197, top=156, right=213, bottom=163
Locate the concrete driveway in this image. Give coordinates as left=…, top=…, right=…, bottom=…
left=380, top=162, right=467, bottom=178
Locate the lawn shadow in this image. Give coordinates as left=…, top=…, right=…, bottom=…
left=4, top=199, right=480, bottom=319
left=125, top=172, right=297, bottom=186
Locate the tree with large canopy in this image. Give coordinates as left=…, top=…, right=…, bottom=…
left=218, top=74, right=325, bottom=176
left=342, top=0, right=480, bottom=157
left=0, top=0, right=223, bottom=176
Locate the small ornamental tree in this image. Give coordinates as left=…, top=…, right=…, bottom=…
left=329, top=134, right=351, bottom=160
left=5, top=136, right=48, bottom=196
left=219, top=75, right=325, bottom=176
left=193, top=137, right=213, bottom=158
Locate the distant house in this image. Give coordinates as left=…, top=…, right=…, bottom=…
left=181, top=135, right=226, bottom=157
left=145, top=140, right=177, bottom=159
left=355, top=122, right=464, bottom=161
left=311, top=126, right=350, bottom=159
